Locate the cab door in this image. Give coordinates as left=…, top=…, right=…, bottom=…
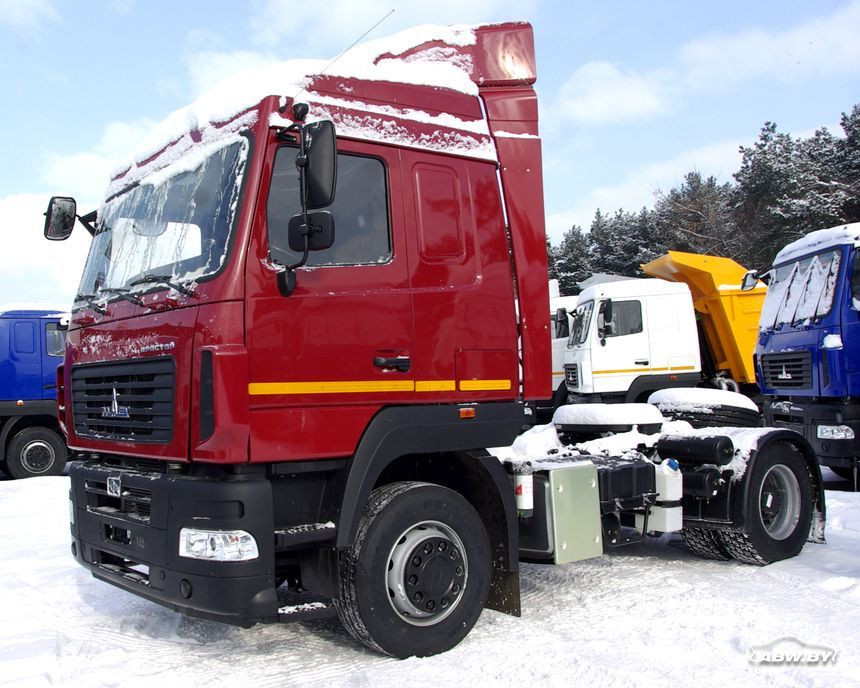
left=41, top=321, right=65, bottom=400
left=246, top=136, right=414, bottom=461
left=589, top=299, right=650, bottom=395
left=10, top=319, right=41, bottom=401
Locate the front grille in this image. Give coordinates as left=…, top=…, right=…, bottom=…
left=760, top=351, right=812, bottom=389
left=84, top=478, right=152, bottom=523
left=71, top=358, right=175, bottom=443
left=565, top=364, right=579, bottom=388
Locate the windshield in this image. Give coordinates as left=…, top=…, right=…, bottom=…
left=76, top=138, right=248, bottom=305
left=759, top=248, right=842, bottom=329
left=568, top=301, right=594, bottom=346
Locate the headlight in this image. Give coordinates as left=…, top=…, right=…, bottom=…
left=178, top=528, right=259, bottom=561
left=816, top=425, right=855, bottom=440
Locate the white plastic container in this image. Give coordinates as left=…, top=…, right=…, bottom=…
left=637, top=459, right=683, bottom=533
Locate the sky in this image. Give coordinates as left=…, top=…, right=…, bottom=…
left=1, top=0, right=858, bottom=305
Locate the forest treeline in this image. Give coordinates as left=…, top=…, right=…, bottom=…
left=548, top=104, right=860, bottom=293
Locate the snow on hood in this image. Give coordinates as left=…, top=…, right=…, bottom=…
left=648, top=388, right=760, bottom=414
left=109, top=23, right=495, bottom=197
left=773, top=223, right=860, bottom=266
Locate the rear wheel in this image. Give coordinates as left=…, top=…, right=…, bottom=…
left=6, top=427, right=67, bottom=479
left=682, top=527, right=732, bottom=561
left=336, top=482, right=491, bottom=658
left=718, top=441, right=813, bottom=565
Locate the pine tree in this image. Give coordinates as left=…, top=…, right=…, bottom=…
left=555, top=225, right=590, bottom=293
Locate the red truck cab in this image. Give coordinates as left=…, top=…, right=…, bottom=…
left=50, top=23, right=550, bottom=657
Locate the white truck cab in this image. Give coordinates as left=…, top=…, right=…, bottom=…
left=548, top=280, right=579, bottom=399
left=563, top=279, right=702, bottom=403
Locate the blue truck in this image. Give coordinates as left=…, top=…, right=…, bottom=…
left=746, top=223, right=860, bottom=486
left=0, top=307, right=68, bottom=478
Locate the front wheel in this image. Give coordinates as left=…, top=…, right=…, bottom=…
left=336, top=482, right=491, bottom=658
left=5, top=426, right=67, bottom=479
left=718, top=441, right=813, bottom=565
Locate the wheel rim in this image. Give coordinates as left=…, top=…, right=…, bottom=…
left=758, top=464, right=801, bottom=540
left=20, top=440, right=55, bottom=474
left=386, top=520, right=468, bottom=627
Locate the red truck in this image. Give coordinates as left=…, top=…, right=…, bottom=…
left=45, top=22, right=824, bottom=658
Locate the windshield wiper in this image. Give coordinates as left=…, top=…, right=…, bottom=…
left=74, top=293, right=107, bottom=314
left=101, top=287, right=145, bottom=307
left=129, top=274, right=196, bottom=297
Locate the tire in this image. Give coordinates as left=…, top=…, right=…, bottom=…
left=5, top=426, right=67, bottom=479
left=336, top=481, right=491, bottom=658
left=657, top=404, right=762, bottom=429
left=717, top=441, right=813, bottom=565
left=682, top=527, right=732, bottom=561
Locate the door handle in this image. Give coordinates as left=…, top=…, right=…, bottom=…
left=373, top=356, right=411, bottom=372
left=43, top=384, right=57, bottom=389
left=635, top=360, right=649, bottom=366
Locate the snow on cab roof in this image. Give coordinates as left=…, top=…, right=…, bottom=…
left=773, top=223, right=860, bottom=266
left=0, top=304, right=69, bottom=317
left=108, top=23, right=511, bottom=198
left=577, top=278, right=691, bottom=303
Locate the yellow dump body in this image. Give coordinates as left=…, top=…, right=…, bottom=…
left=641, top=251, right=766, bottom=384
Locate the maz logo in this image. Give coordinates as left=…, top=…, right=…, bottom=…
left=777, top=365, right=793, bottom=380
left=102, top=388, right=131, bottom=419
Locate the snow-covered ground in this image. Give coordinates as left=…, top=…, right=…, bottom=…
left=1, top=470, right=858, bottom=687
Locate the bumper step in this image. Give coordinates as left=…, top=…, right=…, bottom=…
left=274, top=522, right=336, bottom=550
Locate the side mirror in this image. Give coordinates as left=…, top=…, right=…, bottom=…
left=600, top=298, right=613, bottom=324
left=303, top=121, right=337, bottom=209
left=741, top=270, right=759, bottom=291
left=554, top=307, right=569, bottom=338
left=44, top=196, right=77, bottom=241
left=288, top=212, right=335, bottom=253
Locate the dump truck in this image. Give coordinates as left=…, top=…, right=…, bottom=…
left=563, top=251, right=766, bottom=403
left=45, top=22, right=823, bottom=658
left=0, top=307, right=68, bottom=478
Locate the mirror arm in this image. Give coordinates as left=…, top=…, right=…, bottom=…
left=280, top=121, right=311, bottom=295
left=77, top=213, right=97, bottom=236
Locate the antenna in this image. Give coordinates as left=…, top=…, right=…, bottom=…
left=290, top=9, right=396, bottom=102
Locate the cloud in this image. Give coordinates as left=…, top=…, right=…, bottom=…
left=679, top=1, right=860, bottom=90
left=552, top=62, right=670, bottom=126
left=550, top=1, right=860, bottom=128
left=0, top=193, right=91, bottom=306
left=545, top=139, right=745, bottom=242
left=186, top=50, right=281, bottom=97
left=41, top=118, right=157, bottom=205
left=0, top=0, right=57, bottom=30
left=249, top=0, right=538, bottom=50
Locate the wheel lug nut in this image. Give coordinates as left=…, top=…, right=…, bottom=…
left=441, top=598, right=449, bottom=608
left=426, top=600, right=435, bottom=611
left=438, top=541, right=447, bottom=552
left=412, top=556, right=422, bottom=566
left=452, top=583, right=460, bottom=594
left=450, top=549, right=459, bottom=560
left=423, top=542, right=433, bottom=555
left=413, top=592, right=423, bottom=602
left=408, top=575, right=418, bottom=586
left=455, top=566, right=463, bottom=576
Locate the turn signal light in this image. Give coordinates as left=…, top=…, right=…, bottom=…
left=459, top=407, right=476, bottom=419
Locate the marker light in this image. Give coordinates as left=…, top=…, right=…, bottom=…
left=817, top=425, right=856, bottom=440
left=178, top=528, right=259, bottom=561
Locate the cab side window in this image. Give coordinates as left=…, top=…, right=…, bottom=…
left=46, top=323, right=65, bottom=357
left=267, top=147, right=391, bottom=267
left=606, top=300, right=643, bottom=337
left=852, top=255, right=860, bottom=309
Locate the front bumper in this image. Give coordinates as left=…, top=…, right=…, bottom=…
left=764, top=397, right=860, bottom=469
left=69, top=462, right=278, bottom=627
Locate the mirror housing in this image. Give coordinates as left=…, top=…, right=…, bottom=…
left=288, top=212, right=335, bottom=253
left=44, top=196, right=77, bottom=241
left=600, top=298, right=613, bottom=324
left=741, top=270, right=758, bottom=291
left=303, top=121, right=337, bottom=209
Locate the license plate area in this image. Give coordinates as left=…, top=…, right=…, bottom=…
left=104, top=523, right=132, bottom=546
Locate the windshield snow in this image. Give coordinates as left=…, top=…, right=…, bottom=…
left=759, top=248, right=842, bottom=329
left=76, top=138, right=248, bottom=305
left=568, top=301, right=594, bottom=346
